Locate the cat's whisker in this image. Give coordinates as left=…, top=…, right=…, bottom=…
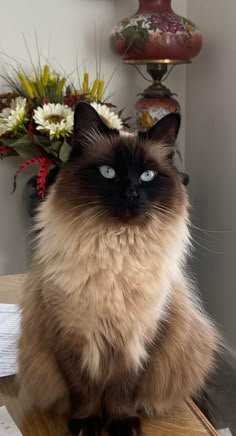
left=74, top=196, right=101, bottom=200
left=153, top=203, right=183, bottom=216
left=146, top=211, right=157, bottom=223
left=70, top=201, right=100, bottom=211
left=189, top=223, right=230, bottom=241
left=70, top=208, right=102, bottom=225
left=152, top=203, right=174, bottom=213
left=154, top=203, right=229, bottom=238
left=151, top=207, right=172, bottom=217
left=151, top=205, right=224, bottom=254
left=151, top=205, right=177, bottom=221
left=153, top=206, right=224, bottom=248
left=190, top=230, right=217, bottom=246
left=76, top=209, right=107, bottom=234
left=56, top=206, right=102, bottom=227
left=152, top=203, right=179, bottom=217
left=190, top=235, right=222, bottom=255
left=58, top=205, right=100, bottom=219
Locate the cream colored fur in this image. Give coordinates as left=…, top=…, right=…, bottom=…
left=34, top=185, right=189, bottom=378
left=18, top=171, right=217, bottom=419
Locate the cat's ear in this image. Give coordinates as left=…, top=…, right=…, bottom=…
left=140, top=113, right=181, bottom=146
left=72, top=102, right=119, bottom=156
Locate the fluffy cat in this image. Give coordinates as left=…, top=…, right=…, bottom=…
left=18, top=102, right=217, bottom=436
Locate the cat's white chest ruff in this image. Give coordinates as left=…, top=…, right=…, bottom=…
left=46, top=228, right=172, bottom=383
left=71, top=269, right=162, bottom=382
left=79, top=312, right=150, bottom=382
left=38, top=202, right=186, bottom=383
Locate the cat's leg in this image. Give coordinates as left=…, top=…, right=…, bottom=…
left=103, top=376, right=142, bottom=436
left=106, top=417, right=141, bottom=436
left=135, top=290, right=217, bottom=416
left=18, top=286, right=69, bottom=415
left=68, top=417, right=103, bottom=436
left=68, top=379, right=103, bottom=436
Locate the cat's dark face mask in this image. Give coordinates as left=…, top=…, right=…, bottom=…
left=62, top=103, right=184, bottom=223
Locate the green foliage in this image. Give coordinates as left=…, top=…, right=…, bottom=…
left=1, top=135, right=43, bottom=160
left=121, top=25, right=149, bottom=51
left=59, top=141, right=71, bottom=162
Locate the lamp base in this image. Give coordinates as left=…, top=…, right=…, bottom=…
left=135, top=63, right=181, bottom=131
left=124, top=59, right=191, bottom=65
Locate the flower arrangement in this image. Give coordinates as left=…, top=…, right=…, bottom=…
left=0, top=63, right=125, bottom=198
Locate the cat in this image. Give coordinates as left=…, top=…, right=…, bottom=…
left=18, top=102, right=217, bottom=436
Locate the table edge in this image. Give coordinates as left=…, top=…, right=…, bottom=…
left=187, top=400, right=218, bottom=435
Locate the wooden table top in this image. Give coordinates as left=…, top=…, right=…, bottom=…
left=0, top=274, right=218, bottom=436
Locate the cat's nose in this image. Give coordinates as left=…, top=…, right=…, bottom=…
left=129, top=190, right=139, bottom=201
left=124, top=187, right=139, bottom=201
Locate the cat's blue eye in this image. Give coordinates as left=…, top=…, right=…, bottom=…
left=140, top=170, right=157, bottom=183
left=99, top=165, right=116, bottom=179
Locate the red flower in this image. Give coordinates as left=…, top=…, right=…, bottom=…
left=36, top=158, right=54, bottom=199
left=151, top=13, right=185, bottom=33
left=13, top=156, right=54, bottom=199
left=0, top=145, right=12, bottom=156
left=27, top=117, right=36, bottom=138
left=63, top=95, right=83, bottom=108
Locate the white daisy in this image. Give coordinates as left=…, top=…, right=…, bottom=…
left=90, top=102, right=123, bottom=130
left=33, top=103, right=73, bottom=140
left=0, top=118, right=9, bottom=136
left=0, top=97, right=28, bottom=135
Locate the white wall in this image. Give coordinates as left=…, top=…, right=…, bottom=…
left=186, top=0, right=236, bottom=364
left=0, top=0, right=186, bottom=275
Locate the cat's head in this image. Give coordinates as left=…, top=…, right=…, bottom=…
left=55, top=102, right=187, bottom=225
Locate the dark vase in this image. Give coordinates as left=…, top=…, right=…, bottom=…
left=22, top=167, right=60, bottom=218
left=110, top=0, right=202, bottom=62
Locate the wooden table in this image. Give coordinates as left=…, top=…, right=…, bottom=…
left=0, top=275, right=218, bottom=435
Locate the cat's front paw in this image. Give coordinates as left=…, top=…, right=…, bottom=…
left=106, top=417, right=141, bottom=436
left=68, top=416, right=102, bottom=436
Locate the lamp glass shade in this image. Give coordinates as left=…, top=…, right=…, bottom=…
left=110, top=0, right=202, bottom=62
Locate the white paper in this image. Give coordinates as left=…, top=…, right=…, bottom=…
left=218, top=430, right=233, bottom=436
left=0, top=406, right=22, bottom=435
left=0, top=304, right=20, bottom=377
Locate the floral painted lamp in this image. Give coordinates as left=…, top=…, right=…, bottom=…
left=110, top=0, right=202, bottom=131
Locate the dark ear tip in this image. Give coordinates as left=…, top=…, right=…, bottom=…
left=165, top=112, right=181, bottom=125
left=73, top=101, right=102, bottom=126
left=75, top=101, right=90, bottom=108
left=151, top=112, right=181, bottom=130
left=74, top=101, right=94, bottom=114
left=158, top=111, right=181, bottom=136
left=139, top=111, right=181, bottom=144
